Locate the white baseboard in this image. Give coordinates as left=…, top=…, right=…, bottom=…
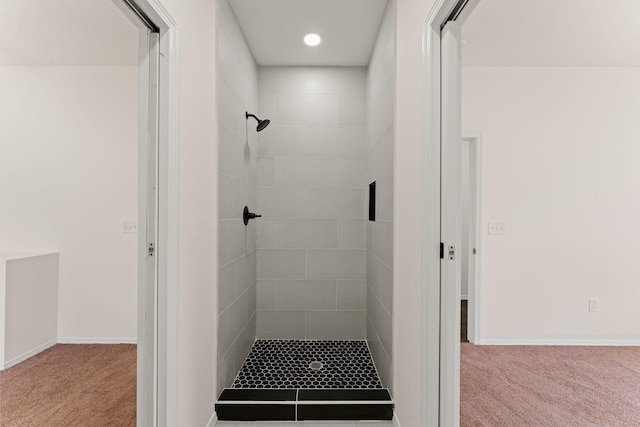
left=206, top=412, right=217, bottom=427
left=2, top=339, right=57, bottom=370
left=477, top=338, right=640, bottom=346
left=57, top=337, right=137, bottom=344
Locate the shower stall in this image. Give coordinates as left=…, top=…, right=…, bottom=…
left=215, top=0, right=395, bottom=421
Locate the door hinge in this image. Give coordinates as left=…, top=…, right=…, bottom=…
left=440, top=242, right=444, bottom=259
left=148, top=242, right=155, bottom=257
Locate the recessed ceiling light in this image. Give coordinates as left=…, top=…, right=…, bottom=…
left=304, top=33, right=322, bottom=47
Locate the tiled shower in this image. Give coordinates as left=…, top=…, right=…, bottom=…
left=255, top=65, right=369, bottom=341
left=216, top=0, right=395, bottom=421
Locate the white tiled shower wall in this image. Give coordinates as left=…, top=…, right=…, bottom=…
left=366, top=0, right=395, bottom=391
left=255, top=67, right=368, bottom=341
left=216, top=0, right=258, bottom=395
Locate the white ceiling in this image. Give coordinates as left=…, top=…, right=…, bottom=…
left=0, top=0, right=138, bottom=66
left=462, top=0, right=640, bottom=67
left=7, top=0, right=636, bottom=69
left=228, top=0, right=389, bottom=66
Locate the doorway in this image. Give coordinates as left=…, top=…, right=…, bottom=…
left=422, top=0, right=482, bottom=425
left=0, top=1, right=177, bottom=425
left=425, top=0, right=640, bottom=425
left=460, top=133, right=481, bottom=345
left=116, top=1, right=179, bottom=425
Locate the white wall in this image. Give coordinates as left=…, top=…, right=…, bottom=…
left=158, top=0, right=219, bottom=423
left=463, top=67, right=640, bottom=343
left=217, top=0, right=258, bottom=395
left=394, top=0, right=436, bottom=424
left=256, top=66, right=368, bottom=340
left=461, top=140, right=470, bottom=298
left=1, top=253, right=58, bottom=368
left=367, top=0, right=395, bottom=392
left=0, top=66, right=138, bottom=341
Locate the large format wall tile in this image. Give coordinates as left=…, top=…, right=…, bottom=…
left=216, top=0, right=258, bottom=395
left=256, top=310, right=306, bottom=339
left=275, top=219, right=337, bottom=249
left=257, top=188, right=306, bottom=218
left=305, top=311, right=366, bottom=340
left=307, top=250, right=366, bottom=280
left=307, top=188, right=366, bottom=219
left=337, top=219, right=367, bottom=250
left=275, top=156, right=337, bottom=188
left=257, top=125, right=307, bottom=157
left=337, top=157, right=367, bottom=187
left=257, top=249, right=306, bottom=279
left=256, top=279, right=275, bottom=310
left=339, top=96, right=367, bottom=126
left=276, top=95, right=338, bottom=126
left=337, top=280, right=367, bottom=310
left=218, top=219, right=246, bottom=266
left=366, top=0, right=395, bottom=392
left=274, top=280, right=337, bottom=311
left=307, top=126, right=366, bottom=157
left=256, top=66, right=368, bottom=340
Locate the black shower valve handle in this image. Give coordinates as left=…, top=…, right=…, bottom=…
left=243, top=206, right=262, bottom=226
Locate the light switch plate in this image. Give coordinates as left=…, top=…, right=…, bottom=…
left=488, top=222, right=506, bottom=235
left=122, top=221, right=138, bottom=233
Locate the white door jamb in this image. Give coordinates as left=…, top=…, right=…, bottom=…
left=422, top=1, right=482, bottom=425
left=461, top=133, right=482, bottom=345
left=111, top=1, right=179, bottom=426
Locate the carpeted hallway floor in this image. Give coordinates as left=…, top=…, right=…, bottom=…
left=461, top=343, right=640, bottom=426
left=0, top=344, right=136, bottom=427
left=4, top=342, right=639, bottom=426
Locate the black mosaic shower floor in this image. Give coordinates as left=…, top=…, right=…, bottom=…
left=232, top=340, right=383, bottom=389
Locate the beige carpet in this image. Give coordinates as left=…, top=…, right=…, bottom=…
left=461, top=343, right=640, bottom=426
left=0, top=344, right=136, bottom=427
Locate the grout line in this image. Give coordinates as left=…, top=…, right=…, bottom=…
left=227, top=333, right=256, bottom=389
left=218, top=274, right=256, bottom=317
left=219, top=248, right=258, bottom=270
left=272, top=279, right=276, bottom=312
left=367, top=249, right=393, bottom=280
left=364, top=322, right=387, bottom=388
left=304, top=248, right=308, bottom=337
left=367, top=279, right=393, bottom=324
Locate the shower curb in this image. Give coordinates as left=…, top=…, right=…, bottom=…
left=215, top=388, right=394, bottom=421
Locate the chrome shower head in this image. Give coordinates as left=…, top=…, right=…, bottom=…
left=245, top=112, right=270, bottom=132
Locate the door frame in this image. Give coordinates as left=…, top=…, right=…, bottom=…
left=461, top=132, right=482, bottom=345
left=422, top=1, right=481, bottom=425
left=111, top=1, right=178, bottom=426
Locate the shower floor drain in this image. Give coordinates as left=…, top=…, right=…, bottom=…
left=309, top=361, right=323, bottom=371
